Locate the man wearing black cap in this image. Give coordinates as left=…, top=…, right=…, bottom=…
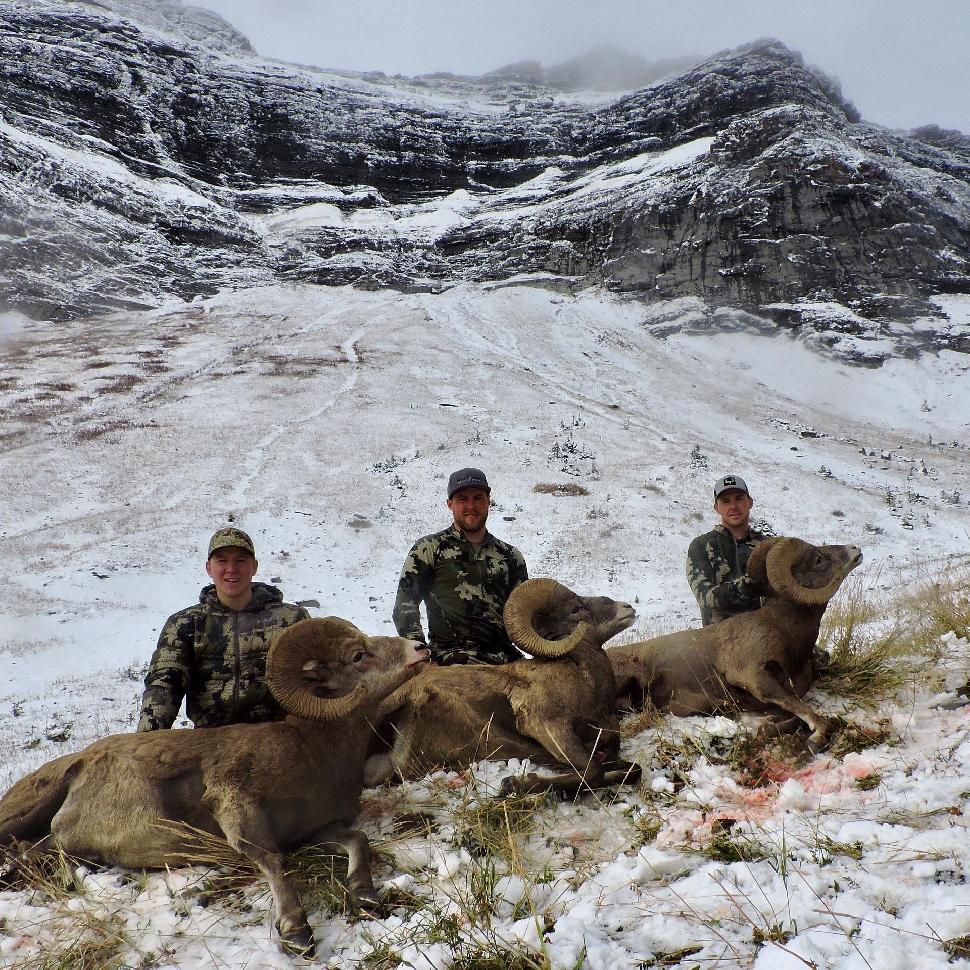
left=137, top=527, right=310, bottom=730
left=686, top=475, right=767, bottom=626
left=392, top=468, right=529, bottom=664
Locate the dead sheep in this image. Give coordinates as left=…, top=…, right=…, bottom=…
left=365, top=578, right=642, bottom=795
left=0, top=617, right=429, bottom=958
left=608, top=537, right=862, bottom=750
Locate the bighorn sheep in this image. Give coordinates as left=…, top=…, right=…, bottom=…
left=0, top=618, right=428, bottom=957
left=609, top=538, right=862, bottom=750
left=366, top=578, right=642, bottom=794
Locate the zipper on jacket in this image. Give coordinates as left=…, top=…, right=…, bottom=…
left=231, top=611, right=240, bottom=718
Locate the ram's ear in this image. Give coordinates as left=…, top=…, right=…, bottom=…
left=746, top=537, right=786, bottom=583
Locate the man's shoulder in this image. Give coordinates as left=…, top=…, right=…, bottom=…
left=485, top=533, right=525, bottom=561
left=163, top=602, right=205, bottom=627
left=689, top=526, right=725, bottom=551
left=409, top=526, right=457, bottom=551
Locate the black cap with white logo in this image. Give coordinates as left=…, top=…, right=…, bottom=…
left=713, top=475, right=750, bottom=499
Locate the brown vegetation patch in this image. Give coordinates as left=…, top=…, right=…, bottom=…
left=83, top=360, right=114, bottom=370
left=532, top=482, right=590, bottom=496
left=944, top=935, right=970, bottom=960
left=260, top=353, right=354, bottom=377
left=136, top=360, right=171, bottom=375
left=96, top=374, right=143, bottom=394
left=74, top=419, right=144, bottom=441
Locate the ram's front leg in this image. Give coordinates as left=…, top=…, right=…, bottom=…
left=311, top=821, right=382, bottom=913
left=212, top=798, right=314, bottom=957
left=502, top=717, right=606, bottom=796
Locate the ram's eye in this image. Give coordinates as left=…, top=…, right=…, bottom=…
left=352, top=650, right=365, bottom=663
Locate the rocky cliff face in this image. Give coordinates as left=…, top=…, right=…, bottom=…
left=1, top=1, right=968, bottom=361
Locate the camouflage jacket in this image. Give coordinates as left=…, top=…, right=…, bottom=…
left=392, top=524, right=528, bottom=664
left=137, top=582, right=310, bottom=730
left=686, top=524, right=767, bottom=626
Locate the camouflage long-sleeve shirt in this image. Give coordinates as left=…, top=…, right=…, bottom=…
left=137, top=582, right=310, bottom=730
left=687, top=524, right=767, bottom=626
left=392, top=524, right=528, bottom=664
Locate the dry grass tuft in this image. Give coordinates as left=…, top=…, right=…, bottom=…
left=0, top=840, right=86, bottom=899
left=618, top=700, right=664, bottom=739
left=148, top=819, right=358, bottom=916
left=818, top=562, right=970, bottom=705
left=8, top=910, right=129, bottom=970
left=451, top=791, right=548, bottom=864
left=532, top=482, right=589, bottom=497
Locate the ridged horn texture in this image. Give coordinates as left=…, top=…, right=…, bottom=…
left=766, top=539, right=845, bottom=605
left=503, top=578, right=589, bottom=658
left=266, top=617, right=368, bottom=720
left=746, top=536, right=786, bottom=583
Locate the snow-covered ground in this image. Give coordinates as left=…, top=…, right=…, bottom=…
left=1, top=283, right=969, bottom=968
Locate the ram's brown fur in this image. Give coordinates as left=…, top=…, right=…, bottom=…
left=366, top=578, right=641, bottom=794
left=609, top=538, right=862, bottom=750
left=0, top=618, right=428, bottom=957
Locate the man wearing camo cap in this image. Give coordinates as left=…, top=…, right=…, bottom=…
left=686, top=475, right=768, bottom=626
left=137, top=527, right=310, bottom=730
left=392, top=468, right=529, bottom=665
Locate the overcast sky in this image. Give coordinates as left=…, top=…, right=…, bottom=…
left=192, top=0, right=969, bottom=133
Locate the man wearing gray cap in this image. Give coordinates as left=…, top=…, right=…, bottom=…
left=686, top=475, right=768, bottom=626
left=392, top=468, right=528, bottom=664
left=137, top=527, right=310, bottom=730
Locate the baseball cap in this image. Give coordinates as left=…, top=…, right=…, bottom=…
left=447, top=467, right=490, bottom=498
left=713, top=475, right=750, bottom=499
left=208, top=527, right=256, bottom=558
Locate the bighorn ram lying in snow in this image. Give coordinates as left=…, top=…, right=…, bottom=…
left=0, top=618, right=428, bottom=957
left=609, top=538, right=862, bottom=751
left=366, top=578, right=641, bottom=794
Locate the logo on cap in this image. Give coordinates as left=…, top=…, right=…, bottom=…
left=447, top=467, right=490, bottom=498
left=714, top=475, right=750, bottom=499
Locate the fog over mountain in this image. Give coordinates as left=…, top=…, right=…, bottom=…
left=194, top=0, right=970, bottom=134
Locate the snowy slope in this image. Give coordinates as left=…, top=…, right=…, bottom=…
left=1, top=283, right=969, bottom=967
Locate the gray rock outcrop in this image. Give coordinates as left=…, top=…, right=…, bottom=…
left=1, top=1, right=968, bottom=362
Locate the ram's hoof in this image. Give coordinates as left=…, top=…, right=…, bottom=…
left=499, top=775, right=534, bottom=797
left=278, top=922, right=315, bottom=958
left=351, top=888, right=385, bottom=916
left=601, top=760, right=642, bottom=786
left=806, top=728, right=830, bottom=754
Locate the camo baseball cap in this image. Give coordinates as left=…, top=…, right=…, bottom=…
left=207, top=527, right=256, bottom=558
left=713, top=475, right=750, bottom=499
left=447, top=467, right=490, bottom=498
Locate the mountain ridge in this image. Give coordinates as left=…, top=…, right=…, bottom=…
left=1, top=1, right=968, bottom=363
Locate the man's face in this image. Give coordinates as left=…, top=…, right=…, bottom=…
left=447, top=487, right=490, bottom=533
left=206, top=547, right=258, bottom=601
left=714, top=489, right=753, bottom=531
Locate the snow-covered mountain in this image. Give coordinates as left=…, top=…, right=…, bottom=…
left=2, top=1, right=969, bottom=362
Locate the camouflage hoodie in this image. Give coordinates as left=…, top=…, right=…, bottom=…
left=137, top=582, right=310, bottom=730
left=686, top=524, right=767, bottom=626
left=392, top=524, right=528, bottom=663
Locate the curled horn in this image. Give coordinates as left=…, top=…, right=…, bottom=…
left=746, top=536, right=786, bottom=583
left=766, top=539, right=845, bottom=606
left=266, top=617, right=368, bottom=720
left=503, top=578, right=589, bottom=658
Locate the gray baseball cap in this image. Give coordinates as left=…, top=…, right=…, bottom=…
left=713, top=475, right=750, bottom=499
left=447, top=467, right=490, bottom=498
left=207, top=527, right=256, bottom=558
